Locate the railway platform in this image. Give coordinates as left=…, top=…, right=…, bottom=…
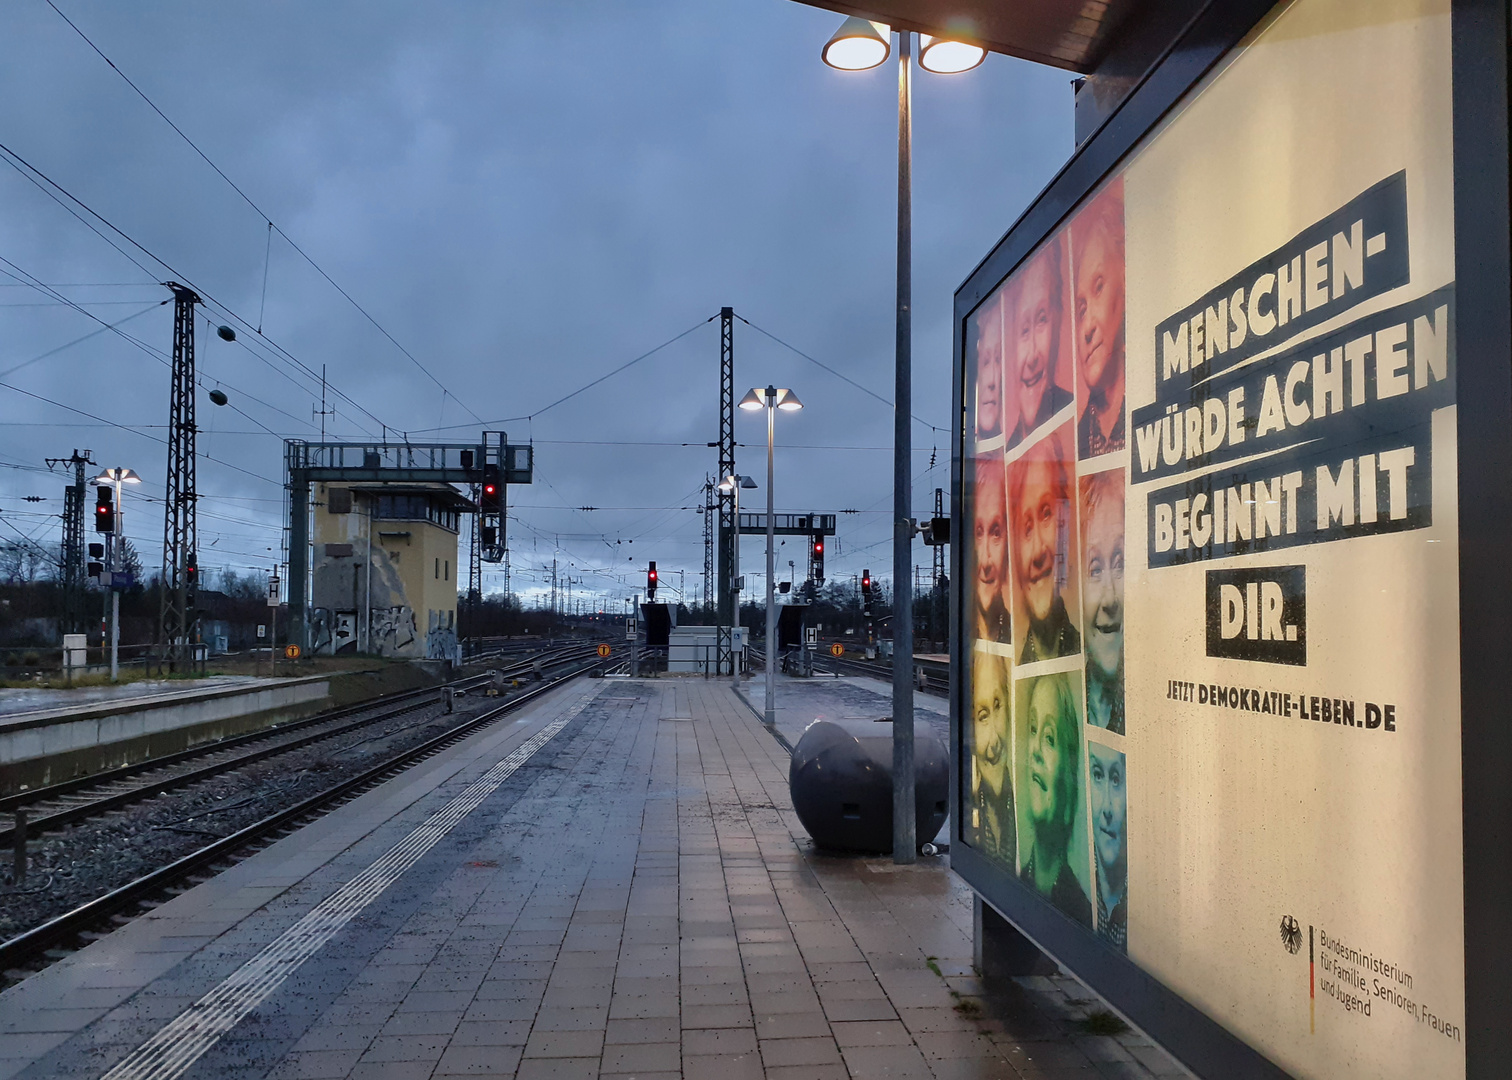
left=0, top=675, right=1185, bottom=1080
left=0, top=676, right=282, bottom=720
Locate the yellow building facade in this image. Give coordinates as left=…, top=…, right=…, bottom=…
left=310, top=482, right=471, bottom=659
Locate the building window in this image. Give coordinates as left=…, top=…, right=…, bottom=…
left=445, top=559, right=450, bottom=581
left=435, top=557, right=440, bottom=580
left=373, top=494, right=460, bottom=532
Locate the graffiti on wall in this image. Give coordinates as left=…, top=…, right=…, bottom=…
left=426, top=608, right=459, bottom=662
left=371, top=606, right=418, bottom=655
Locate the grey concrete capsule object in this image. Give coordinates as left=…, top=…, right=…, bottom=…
left=788, top=719, right=948, bottom=853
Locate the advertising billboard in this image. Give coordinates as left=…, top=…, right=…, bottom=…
left=955, top=1, right=1466, bottom=1077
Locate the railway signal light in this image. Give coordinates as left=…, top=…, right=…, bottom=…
left=88, top=560, right=104, bottom=579
left=94, top=486, right=115, bottom=533
left=479, top=465, right=502, bottom=512
left=861, top=568, right=872, bottom=617
left=811, top=534, right=825, bottom=585
left=921, top=516, right=950, bottom=546
left=647, top=561, right=658, bottom=600
left=185, top=556, right=199, bottom=608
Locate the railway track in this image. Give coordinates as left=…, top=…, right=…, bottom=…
left=0, top=644, right=591, bottom=850
left=774, top=648, right=951, bottom=696
left=0, top=650, right=602, bottom=979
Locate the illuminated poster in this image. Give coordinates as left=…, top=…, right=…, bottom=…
left=957, top=0, right=1462, bottom=1076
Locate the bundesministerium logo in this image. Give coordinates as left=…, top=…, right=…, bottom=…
left=1280, top=914, right=1303, bottom=955
left=1205, top=565, right=1307, bottom=666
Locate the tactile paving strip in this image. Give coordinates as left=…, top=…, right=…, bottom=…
left=98, top=686, right=602, bottom=1080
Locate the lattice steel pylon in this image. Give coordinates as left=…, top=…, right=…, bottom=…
left=160, top=283, right=200, bottom=669
left=932, top=486, right=946, bottom=641
left=702, top=474, right=714, bottom=612
left=47, top=449, right=94, bottom=634
left=715, top=308, right=737, bottom=674
left=467, top=481, right=482, bottom=617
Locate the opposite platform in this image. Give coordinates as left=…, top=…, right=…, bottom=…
left=0, top=675, right=1187, bottom=1080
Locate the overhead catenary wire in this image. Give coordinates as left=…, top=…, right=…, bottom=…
left=0, top=298, right=167, bottom=307
left=0, top=379, right=281, bottom=488
left=735, top=314, right=944, bottom=433
left=0, top=254, right=317, bottom=435
left=257, top=221, right=271, bottom=334
left=408, top=316, right=718, bottom=434
left=0, top=141, right=391, bottom=438
left=43, top=0, right=483, bottom=426
left=0, top=300, right=166, bottom=381
left=0, top=281, right=161, bottom=288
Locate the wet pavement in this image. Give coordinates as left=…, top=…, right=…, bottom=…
left=735, top=669, right=947, bottom=748
left=0, top=675, right=1187, bottom=1079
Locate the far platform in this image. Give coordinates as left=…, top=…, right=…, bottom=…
left=0, top=675, right=283, bottom=723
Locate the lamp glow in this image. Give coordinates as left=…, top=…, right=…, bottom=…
left=738, top=388, right=766, bottom=411
left=919, top=35, right=986, bottom=73
left=775, top=389, right=804, bottom=411
left=719, top=474, right=758, bottom=492
left=821, top=17, right=890, bottom=71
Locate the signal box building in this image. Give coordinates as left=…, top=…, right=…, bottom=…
left=310, top=482, right=471, bottom=660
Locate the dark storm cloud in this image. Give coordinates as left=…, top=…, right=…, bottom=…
left=0, top=0, right=1071, bottom=601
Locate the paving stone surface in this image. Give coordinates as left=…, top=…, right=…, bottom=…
left=0, top=676, right=1189, bottom=1079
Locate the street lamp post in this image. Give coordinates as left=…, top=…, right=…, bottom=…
left=93, top=467, right=141, bottom=682
left=739, top=386, right=802, bottom=727
left=822, top=19, right=984, bottom=863
left=718, top=473, right=757, bottom=684
left=892, top=27, right=918, bottom=869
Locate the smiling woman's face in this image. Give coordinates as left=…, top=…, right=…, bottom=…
left=1025, top=678, right=1064, bottom=825
left=1014, top=459, right=1060, bottom=624
left=1082, top=484, right=1124, bottom=679
left=1014, top=256, right=1058, bottom=429
left=971, top=653, right=1008, bottom=798
left=974, top=468, right=1006, bottom=619
left=1090, top=743, right=1126, bottom=873
left=1074, top=224, right=1125, bottom=395
left=975, top=309, right=1002, bottom=437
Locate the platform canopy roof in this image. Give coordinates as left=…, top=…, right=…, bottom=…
left=792, top=0, right=1141, bottom=71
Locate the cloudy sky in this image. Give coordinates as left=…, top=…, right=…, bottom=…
left=0, top=0, right=1073, bottom=607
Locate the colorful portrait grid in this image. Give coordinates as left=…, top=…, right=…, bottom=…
left=962, top=178, right=1127, bottom=951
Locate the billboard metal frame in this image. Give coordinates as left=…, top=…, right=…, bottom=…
left=949, top=2, right=1509, bottom=1078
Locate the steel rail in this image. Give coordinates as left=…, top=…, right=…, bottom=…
left=0, top=674, right=484, bottom=816
left=0, top=653, right=601, bottom=976
left=0, top=646, right=592, bottom=847
left=0, top=645, right=578, bottom=817
left=811, top=652, right=949, bottom=696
